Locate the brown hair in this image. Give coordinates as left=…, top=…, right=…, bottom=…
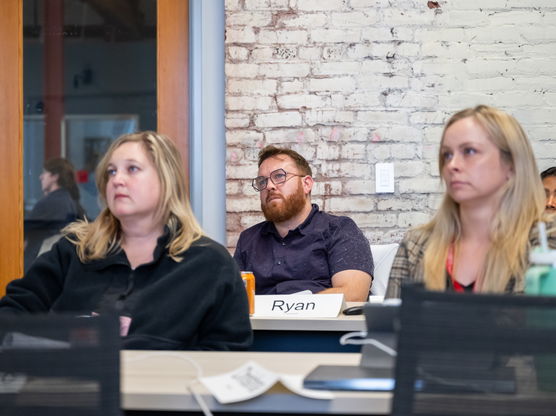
left=257, top=145, right=312, bottom=176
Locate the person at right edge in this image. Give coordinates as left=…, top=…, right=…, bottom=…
left=386, top=105, right=556, bottom=298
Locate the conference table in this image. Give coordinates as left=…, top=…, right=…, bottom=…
left=249, top=301, right=367, bottom=352
left=122, top=350, right=391, bottom=415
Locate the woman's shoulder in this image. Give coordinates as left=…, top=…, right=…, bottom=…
left=189, top=235, right=234, bottom=259
left=401, top=226, right=432, bottom=249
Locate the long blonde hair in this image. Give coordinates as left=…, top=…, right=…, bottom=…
left=64, top=131, right=203, bottom=262
left=422, top=105, right=546, bottom=292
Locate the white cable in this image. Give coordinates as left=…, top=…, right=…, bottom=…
left=123, top=352, right=213, bottom=416
left=339, top=331, right=397, bottom=357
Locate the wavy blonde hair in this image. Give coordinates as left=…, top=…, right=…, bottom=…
left=422, top=105, right=546, bottom=292
left=64, top=131, right=203, bottom=262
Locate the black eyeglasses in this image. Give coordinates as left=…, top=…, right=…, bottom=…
left=252, top=168, right=304, bottom=192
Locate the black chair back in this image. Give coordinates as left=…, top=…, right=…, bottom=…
left=0, top=314, right=121, bottom=416
left=392, top=283, right=556, bottom=416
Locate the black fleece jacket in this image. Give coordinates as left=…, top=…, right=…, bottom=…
left=0, top=234, right=252, bottom=350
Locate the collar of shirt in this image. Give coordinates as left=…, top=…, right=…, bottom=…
left=86, top=226, right=172, bottom=271
left=261, top=203, right=320, bottom=239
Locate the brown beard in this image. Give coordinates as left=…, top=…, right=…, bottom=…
left=262, top=181, right=307, bottom=223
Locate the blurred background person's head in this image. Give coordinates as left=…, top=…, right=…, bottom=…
left=541, top=167, right=556, bottom=212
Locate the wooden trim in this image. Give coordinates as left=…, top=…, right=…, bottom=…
left=0, top=0, right=23, bottom=293
left=157, top=0, right=190, bottom=192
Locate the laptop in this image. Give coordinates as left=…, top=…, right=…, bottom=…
left=303, top=301, right=399, bottom=392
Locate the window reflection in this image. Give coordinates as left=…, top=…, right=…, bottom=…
left=23, top=0, right=156, bottom=270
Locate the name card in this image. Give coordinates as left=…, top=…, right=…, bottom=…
left=253, top=294, right=345, bottom=318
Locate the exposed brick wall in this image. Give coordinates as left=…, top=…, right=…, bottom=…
left=224, top=0, right=556, bottom=251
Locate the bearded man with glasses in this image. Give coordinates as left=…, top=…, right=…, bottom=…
left=233, top=145, right=373, bottom=301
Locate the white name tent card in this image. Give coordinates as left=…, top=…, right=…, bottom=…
left=199, top=361, right=333, bottom=404
left=253, top=294, right=345, bottom=318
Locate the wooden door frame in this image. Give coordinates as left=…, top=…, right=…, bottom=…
left=0, top=0, right=190, bottom=293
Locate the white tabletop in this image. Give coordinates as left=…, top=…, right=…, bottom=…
left=250, top=301, right=366, bottom=331
left=121, top=350, right=391, bottom=414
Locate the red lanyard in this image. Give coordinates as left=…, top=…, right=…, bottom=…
left=446, top=243, right=475, bottom=293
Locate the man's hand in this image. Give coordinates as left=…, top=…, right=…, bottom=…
left=317, top=270, right=372, bottom=302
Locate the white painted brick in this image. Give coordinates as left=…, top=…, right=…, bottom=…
left=381, top=9, right=436, bottom=26
left=327, top=197, right=377, bottom=212
left=251, top=46, right=276, bottom=61
left=358, top=75, right=409, bottom=90
left=277, top=94, right=329, bottom=109
left=398, top=212, right=432, bottom=228
left=377, top=196, right=427, bottom=211
left=399, top=178, right=442, bottom=194
left=264, top=128, right=316, bottom=144
left=341, top=144, right=367, bottom=160
left=350, top=0, right=391, bottom=8
left=343, top=180, right=373, bottom=195
left=226, top=12, right=273, bottom=26
left=228, top=46, right=250, bottom=61
left=361, top=27, right=414, bottom=42
left=415, top=28, right=466, bottom=43
left=360, top=60, right=394, bottom=73
left=367, top=144, right=392, bottom=161
left=297, top=0, right=349, bottom=11
left=371, top=42, right=421, bottom=58
left=328, top=11, right=379, bottom=27
left=227, top=147, right=245, bottom=164
left=316, top=144, right=340, bottom=160
left=335, top=127, right=373, bottom=142
left=244, top=0, right=289, bottom=10
left=280, top=13, right=328, bottom=28
left=423, top=126, right=444, bottom=144
left=279, top=79, right=305, bottom=93
left=225, top=114, right=251, bottom=129
left=344, top=92, right=382, bottom=108
left=325, top=161, right=372, bottom=178
left=224, top=1, right=556, bottom=251
left=226, top=130, right=265, bottom=145
left=438, top=11, right=490, bottom=27
left=311, top=29, right=362, bottom=43
left=258, top=29, right=309, bottom=44
left=384, top=90, right=438, bottom=109
left=349, top=213, right=398, bottom=228
left=299, top=47, right=323, bottom=60
left=312, top=180, right=342, bottom=196
left=357, top=111, right=409, bottom=125
left=308, top=77, right=356, bottom=92
left=395, top=161, right=425, bottom=178
left=227, top=79, right=278, bottom=95
left=312, top=62, right=361, bottom=76
left=382, top=126, right=423, bottom=142
left=226, top=180, right=242, bottom=196
left=227, top=165, right=260, bottom=180
left=390, top=143, right=422, bottom=160
left=305, top=109, right=355, bottom=126
left=272, top=46, right=298, bottom=60
left=226, top=27, right=257, bottom=43
left=225, top=0, right=242, bottom=11
left=258, top=63, right=311, bottom=77
left=254, top=111, right=302, bottom=128
left=409, top=111, right=448, bottom=125
left=226, top=96, right=274, bottom=111
left=240, top=214, right=265, bottom=229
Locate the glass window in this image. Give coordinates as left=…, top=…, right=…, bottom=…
left=23, top=0, right=156, bottom=270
